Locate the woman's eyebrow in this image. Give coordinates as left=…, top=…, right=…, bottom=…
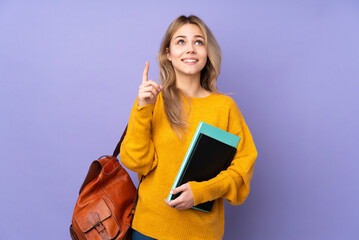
left=174, top=35, right=186, bottom=39
left=174, top=35, right=204, bottom=39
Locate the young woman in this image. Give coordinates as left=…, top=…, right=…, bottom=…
left=120, top=15, right=257, bottom=240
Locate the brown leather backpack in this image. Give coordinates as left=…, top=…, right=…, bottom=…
left=70, top=127, right=137, bottom=240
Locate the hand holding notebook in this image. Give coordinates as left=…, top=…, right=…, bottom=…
left=167, top=121, right=241, bottom=212
left=164, top=183, right=194, bottom=210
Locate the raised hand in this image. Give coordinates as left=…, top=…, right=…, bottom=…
left=137, top=62, right=162, bottom=107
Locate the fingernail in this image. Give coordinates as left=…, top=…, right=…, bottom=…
left=170, top=190, right=173, bottom=194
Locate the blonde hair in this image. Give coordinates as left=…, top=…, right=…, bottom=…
left=158, top=15, right=222, bottom=137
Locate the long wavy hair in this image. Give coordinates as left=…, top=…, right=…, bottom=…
left=158, top=15, right=222, bottom=137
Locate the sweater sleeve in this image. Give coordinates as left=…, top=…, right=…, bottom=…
left=119, top=98, right=158, bottom=176
left=188, top=99, right=257, bottom=206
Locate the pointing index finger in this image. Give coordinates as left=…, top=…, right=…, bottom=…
left=142, top=62, right=149, bottom=84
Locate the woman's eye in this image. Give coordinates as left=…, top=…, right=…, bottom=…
left=178, top=40, right=185, bottom=44
left=195, top=40, right=203, bottom=45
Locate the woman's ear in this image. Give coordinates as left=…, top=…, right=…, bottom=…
left=166, top=47, right=171, bottom=61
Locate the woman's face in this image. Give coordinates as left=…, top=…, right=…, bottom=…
left=166, top=23, right=208, bottom=79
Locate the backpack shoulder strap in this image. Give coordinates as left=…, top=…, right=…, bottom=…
left=112, top=125, right=128, bottom=157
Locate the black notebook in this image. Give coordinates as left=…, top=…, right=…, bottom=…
left=167, top=122, right=241, bottom=212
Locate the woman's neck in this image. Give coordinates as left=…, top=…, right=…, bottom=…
left=175, top=73, right=209, bottom=98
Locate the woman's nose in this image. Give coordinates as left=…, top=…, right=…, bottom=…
left=186, top=43, right=196, bottom=53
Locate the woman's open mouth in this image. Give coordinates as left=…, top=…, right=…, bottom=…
left=182, top=58, right=199, bottom=64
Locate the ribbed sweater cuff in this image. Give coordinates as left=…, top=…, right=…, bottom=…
left=125, top=99, right=155, bottom=144
left=188, top=173, right=226, bottom=206
left=189, top=171, right=245, bottom=206
left=135, top=99, right=154, bottom=113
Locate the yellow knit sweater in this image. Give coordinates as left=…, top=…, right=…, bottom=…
left=120, top=92, right=257, bottom=240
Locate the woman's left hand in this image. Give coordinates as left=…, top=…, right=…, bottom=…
left=164, top=183, right=194, bottom=210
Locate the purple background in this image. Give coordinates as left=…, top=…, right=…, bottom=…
left=1, top=0, right=358, bottom=239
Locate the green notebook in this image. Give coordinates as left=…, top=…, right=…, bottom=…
left=167, top=121, right=241, bottom=212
